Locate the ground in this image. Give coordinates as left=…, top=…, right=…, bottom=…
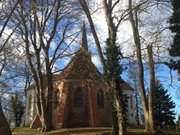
left=12, top=128, right=180, bottom=135
left=12, top=128, right=111, bottom=135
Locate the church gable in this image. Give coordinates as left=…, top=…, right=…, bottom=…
left=60, top=22, right=102, bottom=80
left=61, top=49, right=102, bottom=80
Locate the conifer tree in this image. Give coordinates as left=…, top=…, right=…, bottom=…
left=154, top=82, right=176, bottom=129
left=169, top=0, right=180, bottom=73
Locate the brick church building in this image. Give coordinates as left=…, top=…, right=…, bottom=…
left=25, top=24, right=136, bottom=129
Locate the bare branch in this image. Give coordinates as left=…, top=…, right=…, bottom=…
left=0, top=0, right=20, bottom=37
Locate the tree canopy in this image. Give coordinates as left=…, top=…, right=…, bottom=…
left=169, top=0, right=180, bottom=73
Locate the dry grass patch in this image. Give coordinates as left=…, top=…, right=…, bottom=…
left=12, top=128, right=180, bottom=135
left=12, top=127, right=111, bottom=135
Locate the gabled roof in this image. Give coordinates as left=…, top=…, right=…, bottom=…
left=59, top=48, right=103, bottom=80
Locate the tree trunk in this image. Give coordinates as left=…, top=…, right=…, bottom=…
left=39, top=93, right=48, bottom=132
left=115, top=95, right=126, bottom=135
left=128, top=0, right=150, bottom=131
left=39, top=84, right=49, bottom=132
left=144, top=110, right=150, bottom=131
left=111, top=78, right=127, bottom=135
left=147, top=45, right=156, bottom=133
left=18, top=0, right=64, bottom=132
left=111, top=103, right=119, bottom=135
left=39, top=51, right=54, bottom=132
left=0, top=102, right=11, bottom=135
left=134, top=82, right=140, bottom=126
left=43, top=61, right=54, bottom=131
left=117, top=81, right=127, bottom=135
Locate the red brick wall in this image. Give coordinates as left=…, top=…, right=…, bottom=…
left=53, top=80, right=112, bottom=129
left=65, top=80, right=89, bottom=127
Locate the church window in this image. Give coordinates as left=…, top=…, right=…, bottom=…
left=97, top=89, right=104, bottom=108
left=73, top=87, right=83, bottom=107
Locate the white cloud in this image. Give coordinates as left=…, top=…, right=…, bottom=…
left=91, top=54, right=102, bottom=69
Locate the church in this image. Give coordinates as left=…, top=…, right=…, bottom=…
left=25, top=24, right=136, bottom=129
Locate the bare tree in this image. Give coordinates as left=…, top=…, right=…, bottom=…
left=147, top=45, right=156, bottom=132
left=10, top=0, right=78, bottom=132
left=128, top=0, right=150, bottom=131
left=0, top=0, right=20, bottom=134
left=128, top=0, right=157, bottom=133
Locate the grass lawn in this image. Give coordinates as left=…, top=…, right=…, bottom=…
left=12, top=127, right=111, bottom=135
left=12, top=127, right=180, bottom=135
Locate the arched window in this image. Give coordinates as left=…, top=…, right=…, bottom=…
left=97, top=89, right=104, bottom=108
left=73, top=87, right=83, bottom=107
